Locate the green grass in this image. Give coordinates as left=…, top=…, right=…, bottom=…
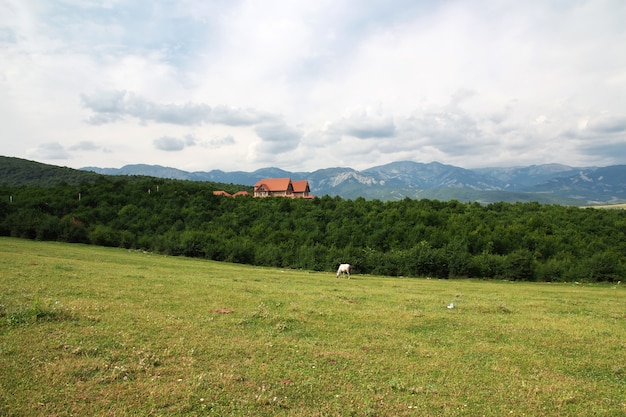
left=0, top=237, right=624, bottom=416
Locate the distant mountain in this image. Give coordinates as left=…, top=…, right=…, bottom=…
left=302, top=162, right=587, bottom=205
left=530, top=165, right=626, bottom=204
left=82, top=164, right=308, bottom=184
left=473, top=164, right=583, bottom=190
left=79, top=160, right=626, bottom=205
left=197, top=167, right=309, bottom=184
left=82, top=164, right=192, bottom=180
left=363, top=161, right=503, bottom=190
left=3, top=156, right=625, bottom=205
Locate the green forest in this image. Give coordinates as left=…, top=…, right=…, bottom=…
left=2, top=172, right=625, bottom=282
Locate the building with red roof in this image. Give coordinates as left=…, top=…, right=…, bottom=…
left=292, top=180, right=313, bottom=199
left=213, top=190, right=231, bottom=197
left=253, top=178, right=313, bottom=199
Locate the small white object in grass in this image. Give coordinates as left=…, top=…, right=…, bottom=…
left=447, top=303, right=454, bottom=309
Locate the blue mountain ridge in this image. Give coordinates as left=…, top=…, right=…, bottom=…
left=81, top=161, right=626, bottom=205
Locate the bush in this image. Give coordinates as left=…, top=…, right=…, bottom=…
left=89, top=225, right=119, bottom=247
left=502, top=249, right=535, bottom=281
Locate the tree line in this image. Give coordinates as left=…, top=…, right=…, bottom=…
left=1, top=176, right=624, bottom=282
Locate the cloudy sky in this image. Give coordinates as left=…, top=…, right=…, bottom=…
left=1, top=0, right=625, bottom=172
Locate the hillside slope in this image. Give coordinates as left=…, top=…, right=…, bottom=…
left=0, top=156, right=100, bottom=186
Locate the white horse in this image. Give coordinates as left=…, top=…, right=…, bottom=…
left=336, top=263, right=351, bottom=278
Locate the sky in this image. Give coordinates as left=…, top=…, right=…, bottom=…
left=1, top=0, right=625, bottom=173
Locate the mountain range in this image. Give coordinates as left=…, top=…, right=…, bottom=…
left=81, top=161, right=626, bottom=205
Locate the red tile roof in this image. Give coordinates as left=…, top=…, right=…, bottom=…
left=292, top=180, right=310, bottom=193
left=254, top=178, right=292, bottom=192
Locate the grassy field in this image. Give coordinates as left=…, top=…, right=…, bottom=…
left=584, top=203, right=626, bottom=209
left=0, top=237, right=624, bottom=416
left=590, top=204, right=626, bottom=209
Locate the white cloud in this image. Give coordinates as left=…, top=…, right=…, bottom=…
left=203, top=135, right=235, bottom=147
left=154, top=136, right=187, bottom=151
left=69, top=140, right=103, bottom=151
left=585, top=116, right=626, bottom=135
left=81, top=91, right=211, bottom=125
left=81, top=91, right=279, bottom=127
left=332, top=108, right=396, bottom=139
left=254, top=122, right=303, bottom=153
left=27, top=142, right=70, bottom=160
left=153, top=133, right=234, bottom=152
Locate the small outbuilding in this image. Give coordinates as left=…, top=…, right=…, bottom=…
left=213, top=190, right=232, bottom=197
left=292, top=180, right=314, bottom=199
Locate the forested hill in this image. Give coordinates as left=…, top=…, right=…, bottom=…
left=0, top=156, right=101, bottom=186
left=0, top=156, right=249, bottom=194
left=1, top=167, right=625, bottom=282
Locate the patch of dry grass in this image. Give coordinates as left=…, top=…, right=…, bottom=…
left=583, top=203, right=626, bottom=209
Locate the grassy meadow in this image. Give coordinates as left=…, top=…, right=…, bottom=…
left=585, top=203, right=626, bottom=209
left=0, top=237, right=624, bottom=416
